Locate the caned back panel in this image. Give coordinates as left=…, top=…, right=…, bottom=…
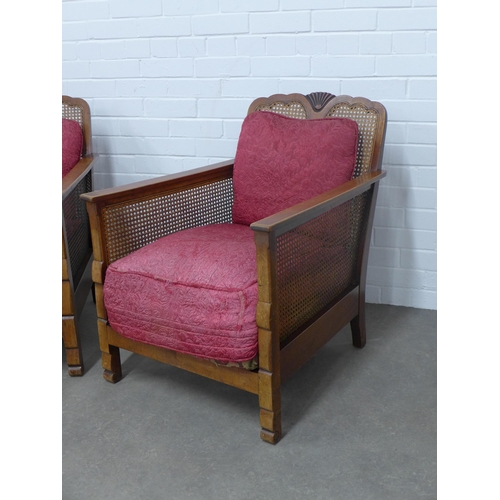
left=248, top=94, right=385, bottom=344
left=253, top=100, right=308, bottom=120
left=62, top=96, right=92, bottom=156
left=326, top=103, right=380, bottom=178
left=62, top=102, right=83, bottom=128
left=62, top=102, right=84, bottom=158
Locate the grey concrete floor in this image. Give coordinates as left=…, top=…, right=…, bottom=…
left=63, top=295, right=436, bottom=499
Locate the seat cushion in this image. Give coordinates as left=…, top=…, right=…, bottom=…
left=232, top=111, right=359, bottom=225
left=103, top=223, right=258, bottom=363
left=62, top=118, right=83, bottom=178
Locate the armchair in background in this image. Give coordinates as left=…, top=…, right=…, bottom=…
left=62, top=96, right=96, bottom=376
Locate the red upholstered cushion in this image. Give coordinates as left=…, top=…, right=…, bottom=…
left=232, top=111, right=359, bottom=226
left=62, top=118, right=83, bottom=178
left=103, top=223, right=258, bottom=363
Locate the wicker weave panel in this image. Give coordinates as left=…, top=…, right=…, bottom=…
left=63, top=172, right=93, bottom=285
left=327, top=103, right=379, bottom=177
left=255, top=101, right=307, bottom=119
left=276, top=191, right=370, bottom=344
left=62, top=103, right=84, bottom=128
left=102, top=178, right=234, bottom=264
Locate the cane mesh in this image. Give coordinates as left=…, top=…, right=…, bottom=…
left=63, top=172, right=93, bottom=286
left=255, top=100, right=307, bottom=119
left=102, top=178, right=234, bottom=264
left=327, top=103, right=379, bottom=178
left=276, top=191, right=370, bottom=344
left=62, top=103, right=84, bottom=128
left=62, top=101, right=88, bottom=156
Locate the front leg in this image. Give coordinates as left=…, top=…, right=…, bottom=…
left=259, top=369, right=282, bottom=444
left=258, top=327, right=282, bottom=444
left=97, top=317, right=122, bottom=383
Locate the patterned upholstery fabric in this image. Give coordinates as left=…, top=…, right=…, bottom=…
left=104, top=111, right=359, bottom=366
left=232, top=111, right=359, bottom=226
left=104, top=224, right=259, bottom=363
left=62, top=118, right=83, bottom=177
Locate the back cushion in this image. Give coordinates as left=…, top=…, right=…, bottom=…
left=232, top=111, right=359, bottom=226
left=62, top=118, right=83, bottom=178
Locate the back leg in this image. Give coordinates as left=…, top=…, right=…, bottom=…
left=350, top=302, right=366, bottom=348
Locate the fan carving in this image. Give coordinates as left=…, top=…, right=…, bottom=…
left=306, top=92, right=336, bottom=111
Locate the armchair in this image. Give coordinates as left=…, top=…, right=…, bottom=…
left=82, top=93, right=387, bottom=443
left=62, top=96, right=96, bottom=376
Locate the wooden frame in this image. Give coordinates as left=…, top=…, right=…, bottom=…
left=62, top=96, right=97, bottom=376
left=81, top=93, right=387, bottom=442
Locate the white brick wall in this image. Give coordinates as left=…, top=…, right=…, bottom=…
left=62, top=0, right=437, bottom=310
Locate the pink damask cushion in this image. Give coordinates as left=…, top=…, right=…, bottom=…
left=62, top=118, right=83, bottom=178
left=104, top=223, right=258, bottom=363
left=232, top=111, right=359, bottom=226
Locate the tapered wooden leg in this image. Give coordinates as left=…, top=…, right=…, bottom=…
left=102, top=346, right=122, bottom=383
left=259, top=370, right=282, bottom=444
left=63, top=317, right=84, bottom=376
left=350, top=302, right=366, bottom=348
left=260, top=408, right=282, bottom=444
left=98, top=319, right=122, bottom=383
left=351, top=182, right=379, bottom=349
left=255, top=231, right=282, bottom=443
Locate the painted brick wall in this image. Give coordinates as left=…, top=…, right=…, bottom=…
left=62, top=0, right=437, bottom=310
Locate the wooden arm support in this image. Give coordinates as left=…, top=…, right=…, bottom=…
left=80, top=159, right=234, bottom=206
left=82, top=160, right=236, bottom=271
left=250, top=170, right=386, bottom=236
left=62, top=155, right=97, bottom=201
left=251, top=170, right=386, bottom=349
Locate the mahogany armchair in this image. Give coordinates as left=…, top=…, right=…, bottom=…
left=62, top=96, right=96, bottom=376
left=82, top=93, right=387, bottom=443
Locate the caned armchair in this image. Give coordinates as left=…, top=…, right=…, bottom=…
left=62, top=96, right=96, bottom=376
left=81, top=93, right=387, bottom=443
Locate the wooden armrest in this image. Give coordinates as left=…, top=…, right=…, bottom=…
left=250, top=171, right=386, bottom=236
left=80, top=159, right=234, bottom=206
left=252, top=170, right=386, bottom=347
left=62, top=155, right=97, bottom=200
left=84, top=159, right=236, bottom=268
